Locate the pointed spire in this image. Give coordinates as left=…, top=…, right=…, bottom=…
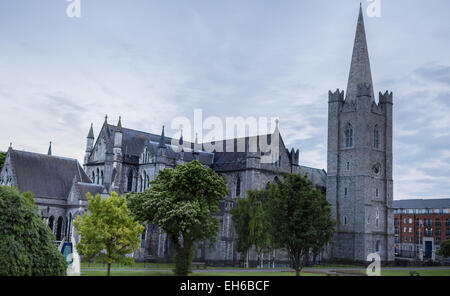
left=104, top=114, right=108, bottom=126
left=117, top=116, right=122, bottom=132
left=179, top=129, right=184, bottom=146
left=87, top=123, right=94, bottom=139
left=158, top=125, right=166, bottom=148
left=8, top=142, right=12, bottom=151
left=48, top=141, right=52, bottom=156
left=346, top=4, right=375, bottom=101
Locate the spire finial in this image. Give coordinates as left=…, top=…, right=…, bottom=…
left=87, top=123, right=94, bottom=139
left=104, top=114, right=108, bottom=125
left=345, top=4, right=374, bottom=101
left=9, top=142, right=12, bottom=150
left=117, top=116, right=122, bottom=132
left=48, top=141, right=52, bottom=156
left=158, top=125, right=166, bottom=148
left=179, top=128, right=184, bottom=146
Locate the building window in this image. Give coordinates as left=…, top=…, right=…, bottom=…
left=344, top=216, right=348, bottom=225
left=403, top=218, right=407, bottom=224
left=408, top=218, right=412, bottom=224
left=436, top=219, right=441, bottom=226
left=127, top=170, right=133, bottom=192
left=236, top=175, right=241, bottom=197
left=344, top=187, right=348, bottom=197
left=56, top=216, right=63, bottom=241
left=376, top=240, right=381, bottom=252
left=376, top=188, right=378, bottom=197
left=48, top=216, right=54, bottom=232
left=345, top=124, right=353, bottom=148
left=375, top=211, right=379, bottom=227
left=346, top=162, right=350, bottom=170
left=374, top=125, right=380, bottom=149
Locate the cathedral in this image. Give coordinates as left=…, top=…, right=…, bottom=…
left=0, top=6, right=394, bottom=265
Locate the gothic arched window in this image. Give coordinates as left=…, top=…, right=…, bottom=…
left=345, top=123, right=353, bottom=148
left=143, top=171, right=147, bottom=190
left=236, top=175, right=241, bottom=197
left=56, top=216, right=63, bottom=241
left=96, top=168, right=100, bottom=184
left=374, top=125, right=380, bottom=149
left=139, top=176, right=143, bottom=192
left=48, top=216, right=54, bottom=232
left=100, top=171, right=104, bottom=185
left=127, top=170, right=133, bottom=192
left=376, top=240, right=381, bottom=253
left=91, top=171, right=95, bottom=183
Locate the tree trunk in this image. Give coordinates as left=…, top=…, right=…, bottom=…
left=107, top=263, right=111, bottom=276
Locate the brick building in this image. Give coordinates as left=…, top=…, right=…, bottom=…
left=394, top=199, right=450, bottom=263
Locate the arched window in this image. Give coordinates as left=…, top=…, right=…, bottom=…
left=345, top=123, right=353, bottom=148
left=376, top=210, right=380, bottom=227
left=67, top=213, right=72, bottom=241
left=139, top=176, right=143, bottom=192
left=48, top=216, right=54, bottom=232
left=376, top=240, right=381, bottom=252
left=96, top=168, right=100, bottom=184
left=143, top=171, right=147, bottom=190
left=236, top=175, right=241, bottom=197
left=56, top=216, right=63, bottom=241
left=127, top=170, right=133, bottom=192
left=100, top=171, right=104, bottom=185
left=344, top=216, right=348, bottom=225
left=374, top=125, right=380, bottom=148
left=91, top=171, right=95, bottom=183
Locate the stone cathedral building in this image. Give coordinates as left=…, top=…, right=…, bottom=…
left=0, top=6, right=395, bottom=265
left=82, top=116, right=326, bottom=264
left=323, top=6, right=394, bottom=263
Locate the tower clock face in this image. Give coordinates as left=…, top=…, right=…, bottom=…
left=373, top=163, right=381, bottom=175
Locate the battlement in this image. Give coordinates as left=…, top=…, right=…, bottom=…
left=356, top=83, right=372, bottom=98
left=379, top=90, right=393, bottom=104
left=288, top=148, right=299, bottom=166
left=328, top=89, right=344, bottom=103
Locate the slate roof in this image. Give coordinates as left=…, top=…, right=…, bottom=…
left=75, top=182, right=104, bottom=200
left=299, top=166, right=327, bottom=188
left=393, top=199, right=450, bottom=209
left=9, top=149, right=91, bottom=199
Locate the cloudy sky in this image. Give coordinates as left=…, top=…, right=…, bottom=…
left=1, top=0, right=449, bottom=200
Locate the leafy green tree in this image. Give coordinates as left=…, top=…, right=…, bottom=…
left=0, top=186, right=67, bottom=276
left=438, top=240, right=450, bottom=258
left=73, top=192, right=145, bottom=276
left=231, top=190, right=271, bottom=268
left=127, top=160, right=228, bottom=276
left=267, top=173, right=335, bottom=276
left=0, top=152, right=6, bottom=171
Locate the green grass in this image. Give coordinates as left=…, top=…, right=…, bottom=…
left=381, top=269, right=450, bottom=276
left=81, top=270, right=323, bottom=276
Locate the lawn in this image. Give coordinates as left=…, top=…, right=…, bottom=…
left=380, top=269, right=450, bottom=276
left=81, top=270, right=322, bottom=276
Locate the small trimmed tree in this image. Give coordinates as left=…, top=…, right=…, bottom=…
left=438, top=240, right=450, bottom=258
left=73, top=192, right=144, bottom=276
left=127, top=160, right=228, bottom=276
left=0, top=186, right=67, bottom=276
left=231, top=190, right=271, bottom=268
left=267, top=174, right=335, bottom=276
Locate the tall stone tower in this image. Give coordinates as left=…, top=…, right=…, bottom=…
left=325, top=6, right=394, bottom=263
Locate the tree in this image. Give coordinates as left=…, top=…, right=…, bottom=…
left=73, top=192, right=145, bottom=276
left=0, top=186, right=67, bottom=276
left=0, top=152, right=6, bottom=171
left=438, top=240, right=450, bottom=258
left=267, top=173, right=335, bottom=276
left=127, top=160, right=228, bottom=276
left=231, top=190, right=271, bottom=268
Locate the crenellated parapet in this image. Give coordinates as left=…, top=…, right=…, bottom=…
left=379, top=90, right=393, bottom=105
left=328, top=89, right=344, bottom=103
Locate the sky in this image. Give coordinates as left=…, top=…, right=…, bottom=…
left=1, top=0, right=449, bottom=200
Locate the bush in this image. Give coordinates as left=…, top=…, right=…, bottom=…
left=0, top=186, right=67, bottom=276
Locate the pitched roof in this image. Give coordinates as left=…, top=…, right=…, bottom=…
left=75, top=182, right=104, bottom=200
left=299, top=166, right=327, bottom=187
left=346, top=5, right=375, bottom=101
left=9, top=149, right=91, bottom=199
left=393, top=199, right=450, bottom=209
